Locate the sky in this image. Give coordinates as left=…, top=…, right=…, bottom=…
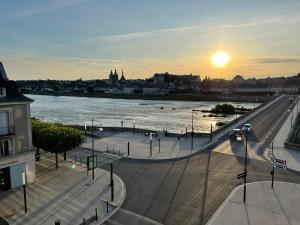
left=0, top=0, right=300, bottom=80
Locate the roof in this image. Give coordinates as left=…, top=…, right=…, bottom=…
left=0, top=63, right=33, bottom=104
left=0, top=62, right=8, bottom=81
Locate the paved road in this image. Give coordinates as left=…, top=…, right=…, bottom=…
left=213, top=95, right=293, bottom=160
left=103, top=95, right=300, bottom=225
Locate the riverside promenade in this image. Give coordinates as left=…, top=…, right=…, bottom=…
left=206, top=181, right=300, bottom=225
left=0, top=153, right=125, bottom=225
left=83, top=95, right=285, bottom=161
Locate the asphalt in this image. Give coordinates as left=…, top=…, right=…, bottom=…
left=102, top=95, right=300, bottom=225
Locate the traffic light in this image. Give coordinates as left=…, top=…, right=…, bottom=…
left=237, top=170, right=247, bottom=179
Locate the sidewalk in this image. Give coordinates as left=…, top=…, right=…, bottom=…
left=84, top=95, right=285, bottom=161
left=0, top=153, right=126, bottom=225
left=267, top=97, right=300, bottom=172
left=207, top=181, right=300, bottom=225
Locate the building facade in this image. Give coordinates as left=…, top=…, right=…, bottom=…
left=0, top=62, right=35, bottom=192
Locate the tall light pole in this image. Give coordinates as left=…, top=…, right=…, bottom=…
left=133, top=119, right=136, bottom=133
left=185, top=122, right=188, bottom=140
left=22, top=171, right=27, bottom=213
left=243, top=130, right=248, bottom=202
left=297, top=96, right=299, bottom=116
left=149, top=133, right=153, bottom=157
left=92, top=117, right=95, bottom=180
left=191, top=109, right=201, bottom=150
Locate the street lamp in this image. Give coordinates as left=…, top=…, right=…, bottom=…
left=22, top=171, right=27, bottom=213
left=91, top=117, right=95, bottom=180
left=243, top=130, right=248, bottom=202
left=191, top=109, right=201, bottom=150
left=133, top=120, right=136, bottom=133
left=185, top=122, right=188, bottom=140
left=297, top=96, right=299, bottom=116
left=149, top=133, right=153, bottom=157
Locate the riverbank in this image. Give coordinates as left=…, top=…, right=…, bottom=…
left=23, top=91, right=272, bottom=103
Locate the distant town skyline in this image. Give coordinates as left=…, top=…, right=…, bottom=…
left=1, top=0, right=300, bottom=80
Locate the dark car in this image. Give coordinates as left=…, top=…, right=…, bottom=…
left=229, top=128, right=242, bottom=141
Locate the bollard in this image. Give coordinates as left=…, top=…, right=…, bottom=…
left=110, top=163, right=114, bottom=202
left=95, top=208, right=98, bottom=221
left=128, top=142, right=130, bottom=155
left=55, top=220, right=60, bottom=225
left=158, top=138, right=161, bottom=153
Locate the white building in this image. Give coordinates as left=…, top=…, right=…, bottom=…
left=0, top=62, right=35, bottom=192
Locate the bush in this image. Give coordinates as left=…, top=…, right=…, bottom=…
left=211, top=104, right=236, bottom=114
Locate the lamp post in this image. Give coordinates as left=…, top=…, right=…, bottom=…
left=243, top=130, right=248, bottom=202
left=297, top=97, right=299, bottom=116
left=185, top=122, right=188, bottom=140
left=210, top=124, right=213, bottom=142
left=133, top=120, right=136, bottom=133
left=191, top=109, right=201, bottom=150
left=22, top=171, right=27, bottom=213
left=158, top=135, right=161, bottom=153
left=92, top=117, right=95, bottom=180
left=150, top=133, right=153, bottom=157
left=291, top=108, right=293, bottom=128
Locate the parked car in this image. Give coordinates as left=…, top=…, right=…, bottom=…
left=242, top=123, right=252, bottom=132
left=229, top=128, right=242, bottom=141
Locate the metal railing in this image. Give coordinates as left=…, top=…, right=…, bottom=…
left=0, top=126, right=15, bottom=137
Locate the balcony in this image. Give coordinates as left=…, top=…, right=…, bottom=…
left=0, top=126, right=15, bottom=137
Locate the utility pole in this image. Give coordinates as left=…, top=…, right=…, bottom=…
left=92, top=117, right=95, bottom=180
left=243, top=131, right=248, bottom=202
left=210, top=124, right=213, bottom=142
left=150, top=133, right=153, bottom=157
left=158, top=136, right=161, bottom=153
left=291, top=108, right=294, bottom=128
left=191, top=109, right=201, bottom=150
left=22, top=172, right=27, bottom=213
left=185, top=122, right=188, bottom=140
left=271, top=165, right=275, bottom=188
left=110, top=163, right=114, bottom=202
left=191, top=110, right=194, bottom=150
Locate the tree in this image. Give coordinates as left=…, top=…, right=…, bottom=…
left=32, top=119, right=84, bottom=168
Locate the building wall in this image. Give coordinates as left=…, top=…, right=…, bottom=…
left=12, top=103, right=33, bottom=153
left=0, top=151, right=35, bottom=184
left=0, top=102, right=35, bottom=188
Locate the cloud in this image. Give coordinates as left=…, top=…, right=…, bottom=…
left=78, top=14, right=300, bottom=44
left=84, top=25, right=198, bottom=42
left=252, top=57, right=300, bottom=64
left=15, top=0, right=92, bottom=17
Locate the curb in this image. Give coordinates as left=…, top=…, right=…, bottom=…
left=97, top=174, right=127, bottom=225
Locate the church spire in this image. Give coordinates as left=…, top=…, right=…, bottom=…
left=120, top=69, right=126, bottom=81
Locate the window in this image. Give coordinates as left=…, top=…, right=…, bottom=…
left=0, top=88, right=6, bottom=97
left=0, top=140, right=9, bottom=156
left=0, top=111, right=9, bottom=135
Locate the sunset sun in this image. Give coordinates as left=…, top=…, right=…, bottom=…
left=211, top=51, right=230, bottom=67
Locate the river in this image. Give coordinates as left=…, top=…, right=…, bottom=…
left=27, top=94, right=259, bottom=134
